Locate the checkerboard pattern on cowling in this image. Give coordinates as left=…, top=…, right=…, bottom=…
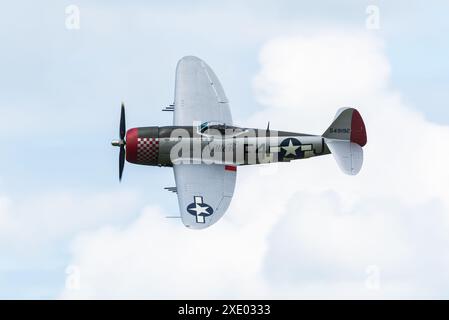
left=137, top=137, right=159, bottom=163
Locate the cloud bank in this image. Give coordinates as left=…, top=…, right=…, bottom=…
left=60, top=29, right=449, bottom=299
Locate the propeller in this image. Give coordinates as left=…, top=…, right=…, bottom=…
left=111, top=103, right=126, bottom=181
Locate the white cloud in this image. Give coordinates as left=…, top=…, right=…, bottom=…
left=60, top=29, right=449, bottom=299
left=253, top=31, right=390, bottom=111
left=61, top=206, right=270, bottom=299
left=0, top=190, right=141, bottom=252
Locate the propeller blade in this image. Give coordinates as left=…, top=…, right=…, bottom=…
left=120, top=103, right=126, bottom=140
left=119, top=145, right=125, bottom=182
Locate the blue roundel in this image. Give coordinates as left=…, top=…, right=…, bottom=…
left=279, top=137, right=303, bottom=160
left=186, top=196, right=214, bottom=223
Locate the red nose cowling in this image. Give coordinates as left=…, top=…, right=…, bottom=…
left=126, top=127, right=159, bottom=165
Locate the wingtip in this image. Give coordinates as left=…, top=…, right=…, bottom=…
left=177, top=56, right=204, bottom=67
left=180, top=55, right=202, bottom=61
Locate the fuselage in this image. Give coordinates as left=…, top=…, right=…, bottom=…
left=125, top=124, right=331, bottom=167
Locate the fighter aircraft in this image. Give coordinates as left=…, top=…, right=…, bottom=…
left=111, top=56, right=367, bottom=229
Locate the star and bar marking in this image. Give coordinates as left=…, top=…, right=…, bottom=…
left=186, top=196, right=214, bottom=223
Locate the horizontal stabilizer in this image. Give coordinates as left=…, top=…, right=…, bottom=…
left=325, top=139, right=363, bottom=175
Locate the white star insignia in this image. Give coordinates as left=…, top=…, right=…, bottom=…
left=192, top=204, right=210, bottom=216
left=282, top=139, right=299, bottom=156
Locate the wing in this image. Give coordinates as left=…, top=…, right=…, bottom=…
left=173, top=164, right=237, bottom=229
left=173, top=56, right=232, bottom=126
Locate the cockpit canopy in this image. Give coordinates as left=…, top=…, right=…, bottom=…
left=198, top=121, right=247, bottom=136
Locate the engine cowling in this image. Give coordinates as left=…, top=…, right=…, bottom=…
left=125, top=127, right=160, bottom=165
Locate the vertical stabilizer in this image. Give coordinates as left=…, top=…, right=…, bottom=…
left=323, top=108, right=367, bottom=175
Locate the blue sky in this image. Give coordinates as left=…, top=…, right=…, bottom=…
left=1, top=1, right=449, bottom=299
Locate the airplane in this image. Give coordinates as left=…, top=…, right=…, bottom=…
left=111, top=56, right=367, bottom=229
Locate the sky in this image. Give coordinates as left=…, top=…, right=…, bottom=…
left=1, top=0, right=449, bottom=299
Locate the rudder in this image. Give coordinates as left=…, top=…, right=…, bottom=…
left=322, top=108, right=367, bottom=146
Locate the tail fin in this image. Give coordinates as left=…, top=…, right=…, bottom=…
left=322, top=108, right=367, bottom=175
